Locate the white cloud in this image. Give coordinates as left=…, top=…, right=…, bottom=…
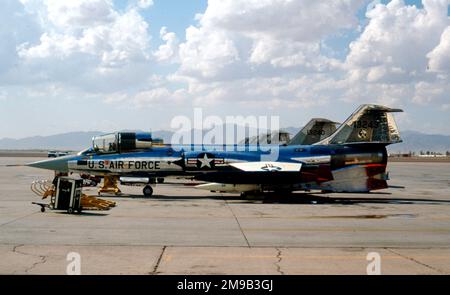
left=343, top=0, right=450, bottom=108
left=18, top=5, right=151, bottom=68
left=6, top=0, right=156, bottom=95
left=2, top=0, right=450, bottom=138
left=137, top=0, right=153, bottom=9
left=134, top=88, right=173, bottom=106
left=427, top=26, right=450, bottom=74
left=45, top=0, right=116, bottom=29
left=173, top=0, right=450, bottom=114
left=0, top=89, right=7, bottom=101
left=176, top=0, right=362, bottom=81
left=199, top=0, right=360, bottom=42
left=346, top=0, right=450, bottom=83
left=104, top=87, right=186, bottom=107
left=412, top=78, right=450, bottom=106
left=0, top=0, right=41, bottom=78
left=178, top=25, right=241, bottom=79
left=168, top=0, right=362, bottom=112
left=154, top=27, right=179, bottom=62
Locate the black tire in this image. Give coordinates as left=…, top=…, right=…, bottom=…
left=77, top=208, right=82, bottom=214
left=40, top=207, right=45, bottom=213
left=67, top=208, right=74, bottom=214
left=143, top=185, right=153, bottom=197
left=157, top=178, right=164, bottom=184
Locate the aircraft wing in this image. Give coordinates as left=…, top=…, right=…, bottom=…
left=230, top=161, right=302, bottom=172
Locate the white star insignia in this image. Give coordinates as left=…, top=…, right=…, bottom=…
left=198, top=154, right=213, bottom=168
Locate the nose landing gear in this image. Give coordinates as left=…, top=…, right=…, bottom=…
left=98, top=176, right=121, bottom=195
left=143, top=185, right=153, bottom=197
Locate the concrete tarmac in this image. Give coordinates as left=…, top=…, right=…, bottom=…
left=0, top=157, right=449, bottom=274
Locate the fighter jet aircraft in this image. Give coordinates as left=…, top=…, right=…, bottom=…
left=27, top=104, right=402, bottom=197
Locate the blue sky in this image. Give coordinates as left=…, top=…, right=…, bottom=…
left=0, top=0, right=449, bottom=139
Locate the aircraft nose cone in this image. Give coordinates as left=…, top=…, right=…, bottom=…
left=27, top=155, right=75, bottom=172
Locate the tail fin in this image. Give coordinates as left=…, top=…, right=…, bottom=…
left=316, top=104, right=403, bottom=145
left=288, top=118, right=339, bottom=145
left=240, top=130, right=291, bottom=145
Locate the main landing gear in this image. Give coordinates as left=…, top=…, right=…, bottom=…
left=142, top=177, right=165, bottom=197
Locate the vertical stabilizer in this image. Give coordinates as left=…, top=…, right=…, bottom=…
left=316, top=104, right=403, bottom=145
left=288, top=118, right=339, bottom=145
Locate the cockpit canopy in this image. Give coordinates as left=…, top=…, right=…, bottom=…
left=92, top=132, right=163, bottom=154
left=93, top=133, right=117, bottom=153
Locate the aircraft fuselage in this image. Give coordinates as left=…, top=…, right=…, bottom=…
left=39, top=143, right=388, bottom=193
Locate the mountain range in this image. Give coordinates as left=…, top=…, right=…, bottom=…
left=0, top=129, right=449, bottom=153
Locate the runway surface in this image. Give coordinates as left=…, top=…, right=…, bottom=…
left=0, top=157, right=449, bottom=274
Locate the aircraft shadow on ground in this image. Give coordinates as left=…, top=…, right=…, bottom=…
left=106, top=192, right=450, bottom=206
left=52, top=211, right=110, bottom=216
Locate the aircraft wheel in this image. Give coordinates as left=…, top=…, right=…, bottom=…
left=40, top=207, right=45, bottom=213
left=67, top=208, right=74, bottom=214
left=143, top=185, right=154, bottom=197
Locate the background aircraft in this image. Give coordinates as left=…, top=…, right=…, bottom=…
left=27, top=104, right=402, bottom=197
left=239, top=118, right=339, bottom=146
